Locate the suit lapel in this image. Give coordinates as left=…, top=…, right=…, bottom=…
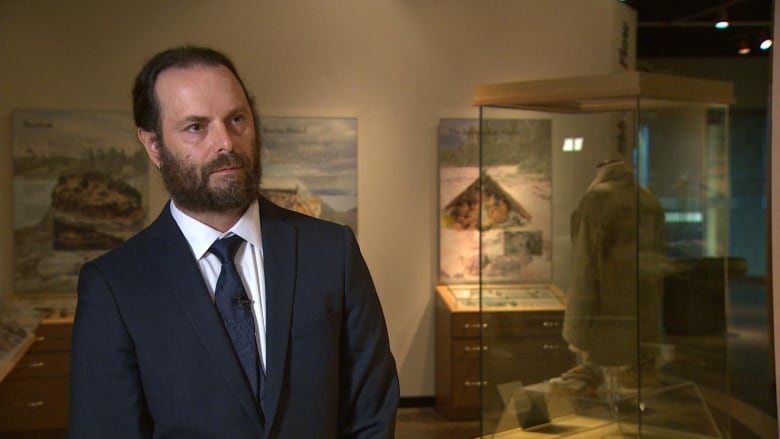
left=258, top=197, right=297, bottom=432
left=148, top=204, right=264, bottom=431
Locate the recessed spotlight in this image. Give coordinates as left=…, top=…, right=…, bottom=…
left=715, top=8, right=729, bottom=29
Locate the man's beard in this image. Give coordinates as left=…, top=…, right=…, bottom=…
left=157, top=139, right=261, bottom=213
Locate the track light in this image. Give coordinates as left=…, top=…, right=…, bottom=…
left=714, top=8, right=729, bottom=29
left=760, top=37, right=773, bottom=50
left=738, top=40, right=751, bottom=55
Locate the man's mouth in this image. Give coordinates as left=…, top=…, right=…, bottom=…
left=211, top=165, right=242, bottom=175
left=206, top=153, right=248, bottom=178
left=217, top=166, right=238, bottom=171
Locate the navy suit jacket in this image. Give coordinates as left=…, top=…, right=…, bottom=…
left=69, top=197, right=399, bottom=438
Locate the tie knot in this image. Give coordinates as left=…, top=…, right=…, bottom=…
left=209, top=235, right=244, bottom=265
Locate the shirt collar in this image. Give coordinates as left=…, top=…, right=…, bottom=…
left=169, top=199, right=262, bottom=260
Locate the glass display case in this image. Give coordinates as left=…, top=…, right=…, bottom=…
left=471, top=71, right=736, bottom=437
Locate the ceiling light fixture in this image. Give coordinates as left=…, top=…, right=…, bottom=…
left=738, top=40, right=752, bottom=55
left=760, top=36, right=773, bottom=50
left=714, top=8, right=729, bottom=29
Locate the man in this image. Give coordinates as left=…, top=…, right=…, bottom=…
left=69, top=46, right=399, bottom=438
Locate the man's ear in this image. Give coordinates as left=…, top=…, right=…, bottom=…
left=137, top=128, right=162, bottom=169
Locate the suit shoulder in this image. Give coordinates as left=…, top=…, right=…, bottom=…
left=86, top=222, right=160, bottom=270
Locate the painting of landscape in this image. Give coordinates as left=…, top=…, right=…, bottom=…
left=13, top=109, right=148, bottom=296
left=260, top=117, right=358, bottom=232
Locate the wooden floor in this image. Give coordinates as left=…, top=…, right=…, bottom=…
left=395, top=407, right=480, bottom=439
left=395, top=400, right=777, bottom=439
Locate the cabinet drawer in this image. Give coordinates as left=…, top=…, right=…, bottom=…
left=451, top=360, right=481, bottom=407
left=27, top=323, right=72, bottom=353
left=482, top=311, right=563, bottom=337
left=452, top=339, right=485, bottom=360
left=0, top=377, right=69, bottom=431
left=452, top=359, right=480, bottom=382
left=451, top=312, right=482, bottom=338
left=486, top=337, right=571, bottom=360
left=5, top=352, right=70, bottom=380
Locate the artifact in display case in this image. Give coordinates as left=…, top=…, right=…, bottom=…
left=473, top=71, right=735, bottom=437
left=445, top=284, right=565, bottom=310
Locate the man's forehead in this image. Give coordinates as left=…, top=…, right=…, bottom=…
left=156, top=63, right=239, bottom=90
left=154, top=64, right=248, bottom=112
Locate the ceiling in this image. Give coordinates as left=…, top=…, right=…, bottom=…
left=623, top=0, right=773, bottom=57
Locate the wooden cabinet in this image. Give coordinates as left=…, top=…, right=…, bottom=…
left=435, top=294, right=483, bottom=420
left=0, top=319, right=72, bottom=438
left=435, top=285, right=574, bottom=421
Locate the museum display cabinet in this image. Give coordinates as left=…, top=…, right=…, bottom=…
left=468, top=71, right=737, bottom=437
left=0, top=300, right=74, bottom=438
left=435, top=284, right=573, bottom=420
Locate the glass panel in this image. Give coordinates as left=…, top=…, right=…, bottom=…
left=641, top=101, right=733, bottom=436
left=477, top=97, right=730, bottom=437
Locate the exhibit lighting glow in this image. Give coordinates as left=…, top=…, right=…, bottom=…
left=738, top=44, right=751, bottom=55
left=665, top=211, right=703, bottom=224
left=760, top=38, right=773, bottom=50
left=562, top=137, right=584, bottom=152
left=714, top=20, right=730, bottom=29
left=714, top=8, right=729, bottom=29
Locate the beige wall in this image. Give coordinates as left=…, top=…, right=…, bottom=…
left=0, top=0, right=632, bottom=397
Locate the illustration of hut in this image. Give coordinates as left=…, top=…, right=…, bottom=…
left=441, top=174, right=531, bottom=231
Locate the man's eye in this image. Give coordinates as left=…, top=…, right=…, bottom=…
left=231, top=115, right=245, bottom=125
left=186, top=123, right=203, bottom=132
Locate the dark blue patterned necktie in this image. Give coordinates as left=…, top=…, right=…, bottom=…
left=209, top=235, right=262, bottom=403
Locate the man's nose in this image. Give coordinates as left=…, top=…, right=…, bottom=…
left=212, top=122, right=233, bottom=153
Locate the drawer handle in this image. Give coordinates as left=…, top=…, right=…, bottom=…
left=463, top=380, right=487, bottom=387
left=22, top=361, right=45, bottom=368
left=542, top=321, right=560, bottom=327
left=463, top=345, right=488, bottom=352
left=542, top=344, right=561, bottom=350
left=34, top=336, right=47, bottom=342
left=463, top=323, right=488, bottom=329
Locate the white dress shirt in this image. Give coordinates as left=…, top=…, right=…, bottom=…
left=169, top=199, right=267, bottom=369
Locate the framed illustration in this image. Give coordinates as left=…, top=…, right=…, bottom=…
left=12, top=109, right=148, bottom=297
left=259, top=117, right=358, bottom=232
left=438, top=118, right=552, bottom=284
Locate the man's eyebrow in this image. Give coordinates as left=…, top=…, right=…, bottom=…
left=226, top=105, right=250, bottom=117
left=176, top=115, right=209, bottom=127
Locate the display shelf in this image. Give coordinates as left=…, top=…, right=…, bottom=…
left=440, top=284, right=565, bottom=311
left=486, top=381, right=720, bottom=438
left=0, top=332, right=34, bottom=383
